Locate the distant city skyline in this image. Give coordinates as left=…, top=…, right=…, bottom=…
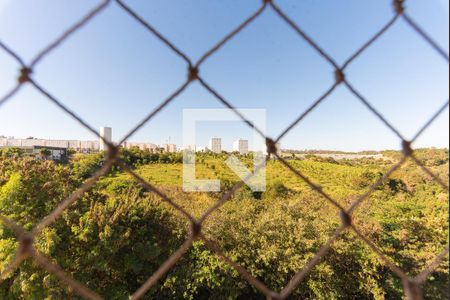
left=0, top=128, right=261, bottom=153
left=0, top=1, right=448, bottom=151
left=4, top=129, right=450, bottom=153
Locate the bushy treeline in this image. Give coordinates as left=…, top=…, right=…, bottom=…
left=0, top=148, right=448, bottom=299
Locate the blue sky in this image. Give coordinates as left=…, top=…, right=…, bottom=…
left=0, top=0, right=448, bottom=151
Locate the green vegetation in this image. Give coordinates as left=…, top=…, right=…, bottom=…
left=0, top=147, right=448, bottom=299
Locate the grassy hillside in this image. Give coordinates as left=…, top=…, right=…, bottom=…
left=0, top=148, right=448, bottom=299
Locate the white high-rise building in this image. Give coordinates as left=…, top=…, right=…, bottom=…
left=99, top=127, right=112, bottom=151
left=209, top=137, right=222, bottom=154
left=233, top=139, right=249, bottom=155
left=163, top=144, right=177, bottom=153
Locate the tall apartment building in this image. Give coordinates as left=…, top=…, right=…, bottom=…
left=233, top=139, right=249, bottom=155
left=99, top=127, right=112, bottom=151
left=209, top=137, right=222, bottom=154
left=163, top=144, right=177, bottom=153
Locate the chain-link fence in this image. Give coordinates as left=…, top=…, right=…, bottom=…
left=0, top=0, right=449, bottom=299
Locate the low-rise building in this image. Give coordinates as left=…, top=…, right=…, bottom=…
left=0, top=128, right=169, bottom=156
left=33, top=146, right=68, bottom=161
left=0, top=138, right=99, bottom=153
left=123, top=142, right=159, bottom=152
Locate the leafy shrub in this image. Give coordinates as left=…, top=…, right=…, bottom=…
left=0, top=151, right=448, bottom=299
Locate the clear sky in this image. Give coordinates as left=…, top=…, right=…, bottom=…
left=0, top=0, right=448, bottom=151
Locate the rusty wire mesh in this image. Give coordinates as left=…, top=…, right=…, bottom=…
left=0, top=0, right=449, bottom=299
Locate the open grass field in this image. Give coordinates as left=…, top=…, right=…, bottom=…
left=0, top=148, right=448, bottom=299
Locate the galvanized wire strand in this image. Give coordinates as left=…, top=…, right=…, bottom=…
left=343, top=80, right=406, bottom=141
left=197, top=76, right=267, bottom=139
left=32, top=157, right=115, bottom=235
left=0, top=250, right=28, bottom=281
left=118, top=160, right=197, bottom=223
left=347, top=156, right=408, bottom=214
left=351, top=224, right=409, bottom=281
left=0, top=41, right=26, bottom=67
left=32, top=250, right=103, bottom=300
left=0, top=0, right=448, bottom=298
left=199, top=160, right=267, bottom=224
left=118, top=80, right=191, bottom=145
left=279, top=225, right=346, bottom=300
left=29, top=0, right=111, bottom=68
left=195, top=2, right=268, bottom=67
left=0, top=219, right=29, bottom=282
left=0, top=218, right=29, bottom=281
left=275, top=153, right=345, bottom=211
left=0, top=84, right=22, bottom=109
left=410, top=154, right=449, bottom=191
left=131, top=236, right=194, bottom=300
left=115, top=0, right=192, bottom=66
left=29, top=79, right=112, bottom=145
left=341, top=14, right=400, bottom=70
left=402, top=13, right=449, bottom=62
left=414, top=244, right=450, bottom=284
left=200, top=233, right=277, bottom=299
left=268, top=1, right=339, bottom=70
left=0, top=215, right=26, bottom=237
left=276, top=83, right=339, bottom=143
left=411, top=100, right=449, bottom=143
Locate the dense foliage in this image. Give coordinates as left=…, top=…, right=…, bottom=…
left=0, top=148, right=448, bottom=299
